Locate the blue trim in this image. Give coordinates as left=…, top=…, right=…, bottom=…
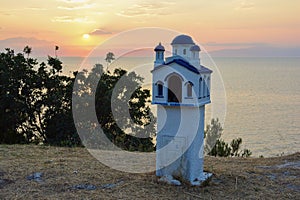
left=151, top=57, right=213, bottom=74
left=165, top=59, right=199, bottom=74
left=164, top=72, right=184, bottom=81
left=152, top=100, right=211, bottom=107
left=184, top=81, right=194, bottom=86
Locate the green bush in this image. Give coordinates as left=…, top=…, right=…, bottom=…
left=204, top=118, right=252, bottom=157
left=0, top=48, right=155, bottom=151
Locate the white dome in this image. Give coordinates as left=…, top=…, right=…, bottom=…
left=171, top=35, right=195, bottom=45
left=190, top=45, right=201, bottom=51
left=154, top=42, right=165, bottom=51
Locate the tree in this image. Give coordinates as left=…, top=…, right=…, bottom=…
left=23, top=46, right=32, bottom=59
left=105, top=52, right=115, bottom=71
left=0, top=47, right=78, bottom=145
left=28, top=55, right=77, bottom=145
left=55, top=45, right=59, bottom=58
left=205, top=118, right=252, bottom=157
left=204, top=118, right=223, bottom=154
left=73, top=63, right=155, bottom=151
left=0, top=47, right=155, bottom=150
left=0, top=48, right=36, bottom=143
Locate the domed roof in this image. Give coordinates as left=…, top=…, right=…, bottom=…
left=190, top=45, right=201, bottom=51
left=154, top=42, right=165, bottom=51
left=171, top=34, right=195, bottom=45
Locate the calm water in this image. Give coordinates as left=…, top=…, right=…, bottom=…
left=211, top=57, right=300, bottom=157
left=57, top=56, right=300, bottom=157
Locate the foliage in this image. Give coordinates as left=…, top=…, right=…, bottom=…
left=205, top=118, right=252, bottom=157
left=0, top=47, right=155, bottom=151
left=105, top=52, right=115, bottom=70
left=0, top=48, right=36, bottom=143
left=0, top=47, right=78, bottom=145
left=73, top=64, right=155, bottom=151
left=204, top=118, right=223, bottom=153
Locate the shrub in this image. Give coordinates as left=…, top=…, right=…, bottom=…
left=205, top=118, right=252, bottom=157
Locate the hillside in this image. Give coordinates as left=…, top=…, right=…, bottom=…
left=0, top=145, right=299, bottom=199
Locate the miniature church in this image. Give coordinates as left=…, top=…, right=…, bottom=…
left=152, top=35, right=212, bottom=185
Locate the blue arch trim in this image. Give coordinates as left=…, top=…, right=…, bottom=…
left=165, top=59, right=199, bottom=74
left=164, top=72, right=184, bottom=82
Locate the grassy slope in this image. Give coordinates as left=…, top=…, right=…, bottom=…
left=0, top=145, right=299, bottom=199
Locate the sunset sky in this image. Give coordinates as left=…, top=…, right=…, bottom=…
left=0, top=0, right=299, bottom=56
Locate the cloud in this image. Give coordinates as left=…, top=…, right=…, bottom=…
left=204, top=42, right=267, bottom=47
left=92, top=11, right=104, bottom=15
left=0, top=7, right=46, bottom=15
left=90, top=29, right=112, bottom=35
left=58, top=3, right=95, bottom=10
left=210, top=46, right=300, bottom=57
left=26, top=7, right=47, bottom=11
left=0, top=37, right=56, bottom=57
left=236, top=1, right=255, bottom=10
left=52, top=16, right=95, bottom=23
left=0, top=37, right=53, bottom=47
left=116, top=1, right=174, bottom=17
left=57, top=0, right=89, bottom=3
left=0, top=11, right=13, bottom=16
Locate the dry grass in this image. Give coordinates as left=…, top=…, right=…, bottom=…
left=0, top=144, right=299, bottom=199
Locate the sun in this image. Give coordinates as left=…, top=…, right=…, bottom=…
left=82, top=34, right=90, bottom=40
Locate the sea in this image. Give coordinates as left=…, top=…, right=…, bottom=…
left=40, top=56, right=300, bottom=157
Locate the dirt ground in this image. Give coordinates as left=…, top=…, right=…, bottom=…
left=0, top=145, right=299, bottom=199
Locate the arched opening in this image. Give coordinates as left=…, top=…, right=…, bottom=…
left=187, top=82, right=193, bottom=97
left=168, top=75, right=182, bottom=103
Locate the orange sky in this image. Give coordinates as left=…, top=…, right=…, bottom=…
left=0, top=0, right=299, bottom=56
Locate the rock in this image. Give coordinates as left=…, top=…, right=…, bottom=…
left=191, top=172, right=213, bottom=186
left=0, top=179, right=14, bottom=188
left=71, top=184, right=97, bottom=190
left=44, top=160, right=53, bottom=164
left=70, top=180, right=124, bottom=190
left=100, top=180, right=124, bottom=189
left=26, top=172, right=43, bottom=183
left=158, top=175, right=181, bottom=186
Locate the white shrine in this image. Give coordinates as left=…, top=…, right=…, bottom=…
left=152, top=35, right=212, bottom=185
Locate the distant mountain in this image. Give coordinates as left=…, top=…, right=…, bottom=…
left=0, top=37, right=55, bottom=57
left=209, top=46, right=300, bottom=57
left=2, top=37, right=299, bottom=58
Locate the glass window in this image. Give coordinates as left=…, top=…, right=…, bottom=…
left=199, top=77, right=202, bottom=98
left=187, top=83, right=192, bottom=97
left=158, top=83, right=163, bottom=96
left=207, top=77, right=210, bottom=96
left=203, top=76, right=206, bottom=97
left=183, top=49, right=186, bottom=55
